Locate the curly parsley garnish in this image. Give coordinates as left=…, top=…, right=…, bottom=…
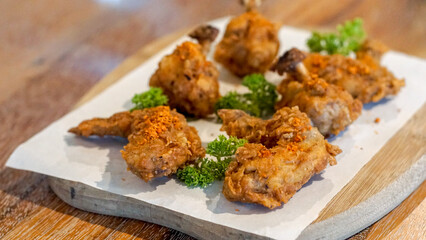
left=214, top=74, right=278, bottom=118
left=131, top=87, right=168, bottom=111
left=177, top=135, right=247, bottom=188
left=307, top=18, right=366, bottom=56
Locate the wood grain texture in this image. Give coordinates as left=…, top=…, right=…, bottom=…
left=381, top=199, right=425, bottom=240
left=1, top=0, right=425, bottom=239
left=365, top=181, right=426, bottom=240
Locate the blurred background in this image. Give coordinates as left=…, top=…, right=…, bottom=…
left=0, top=0, right=425, bottom=239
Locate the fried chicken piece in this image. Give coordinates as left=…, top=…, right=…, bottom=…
left=149, top=26, right=220, bottom=118
left=272, top=48, right=362, bottom=136
left=276, top=76, right=362, bottom=136
left=69, top=106, right=205, bottom=182
left=356, top=39, right=388, bottom=69
left=219, top=106, right=335, bottom=148
left=68, top=111, right=133, bottom=138
left=303, top=40, right=405, bottom=103
left=214, top=6, right=280, bottom=77
left=220, top=107, right=340, bottom=209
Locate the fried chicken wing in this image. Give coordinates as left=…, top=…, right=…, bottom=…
left=272, top=48, right=362, bottom=136
left=356, top=39, right=388, bottom=68
left=303, top=40, right=405, bottom=103
left=214, top=4, right=279, bottom=77
left=217, top=109, right=266, bottom=145
left=149, top=26, right=220, bottom=118
left=276, top=76, right=362, bottom=136
left=69, top=106, right=205, bottom=182
left=68, top=111, right=133, bottom=138
left=219, top=106, right=337, bottom=148
left=220, top=107, right=340, bottom=208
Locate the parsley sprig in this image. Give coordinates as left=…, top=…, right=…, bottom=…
left=214, top=74, right=278, bottom=118
left=307, top=18, right=366, bottom=56
left=131, top=87, right=168, bottom=111
left=177, top=135, right=247, bottom=188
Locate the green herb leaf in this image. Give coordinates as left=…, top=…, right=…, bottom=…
left=307, top=18, right=366, bottom=55
left=131, top=87, right=168, bottom=111
left=214, top=91, right=251, bottom=114
left=214, top=74, right=277, bottom=118
left=242, top=73, right=278, bottom=117
left=206, top=135, right=247, bottom=158
left=177, top=135, right=247, bottom=188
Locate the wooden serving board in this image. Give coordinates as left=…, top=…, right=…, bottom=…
left=48, top=29, right=426, bottom=240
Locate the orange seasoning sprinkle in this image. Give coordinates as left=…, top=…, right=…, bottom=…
left=341, top=59, right=371, bottom=76
left=294, top=133, right=306, bottom=142
left=307, top=74, right=328, bottom=89
left=361, top=65, right=370, bottom=74
left=291, top=117, right=302, bottom=127
left=257, top=146, right=271, bottom=158
left=348, top=66, right=358, bottom=74
left=289, top=116, right=310, bottom=143
left=137, top=106, right=181, bottom=145
left=309, top=54, right=328, bottom=70
left=286, top=142, right=299, bottom=152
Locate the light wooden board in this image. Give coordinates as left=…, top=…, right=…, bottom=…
left=48, top=29, right=426, bottom=240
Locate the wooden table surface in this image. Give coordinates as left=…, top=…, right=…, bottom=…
left=1, top=0, right=425, bottom=239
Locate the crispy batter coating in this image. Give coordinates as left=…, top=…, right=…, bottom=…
left=218, top=107, right=341, bottom=149
left=272, top=48, right=362, bottom=136
left=303, top=40, right=405, bottom=103
left=68, top=111, right=133, bottom=138
left=69, top=106, right=205, bottom=182
left=220, top=107, right=340, bottom=208
left=356, top=39, right=388, bottom=68
left=276, top=75, right=363, bottom=136
left=149, top=41, right=220, bottom=117
left=214, top=11, right=280, bottom=77
left=219, top=107, right=312, bottom=148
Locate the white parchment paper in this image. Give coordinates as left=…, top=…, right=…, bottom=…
left=6, top=17, right=426, bottom=240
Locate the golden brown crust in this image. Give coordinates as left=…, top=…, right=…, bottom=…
left=218, top=107, right=313, bottom=148
left=218, top=109, right=266, bottom=144
left=356, top=39, right=389, bottom=68
left=303, top=45, right=405, bottom=103
left=214, top=11, right=279, bottom=77
left=149, top=41, right=220, bottom=118
left=276, top=75, right=363, bottom=136
left=68, top=111, right=133, bottom=138
left=221, top=107, right=340, bottom=209
left=69, top=106, right=205, bottom=182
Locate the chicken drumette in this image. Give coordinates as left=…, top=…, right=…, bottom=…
left=272, top=48, right=362, bottom=136
left=69, top=106, right=205, bottom=182
left=303, top=40, right=405, bottom=103
left=214, top=0, right=280, bottom=77
left=149, top=25, right=220, bottom=118
left=218, top=107, right=341, bottom=209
